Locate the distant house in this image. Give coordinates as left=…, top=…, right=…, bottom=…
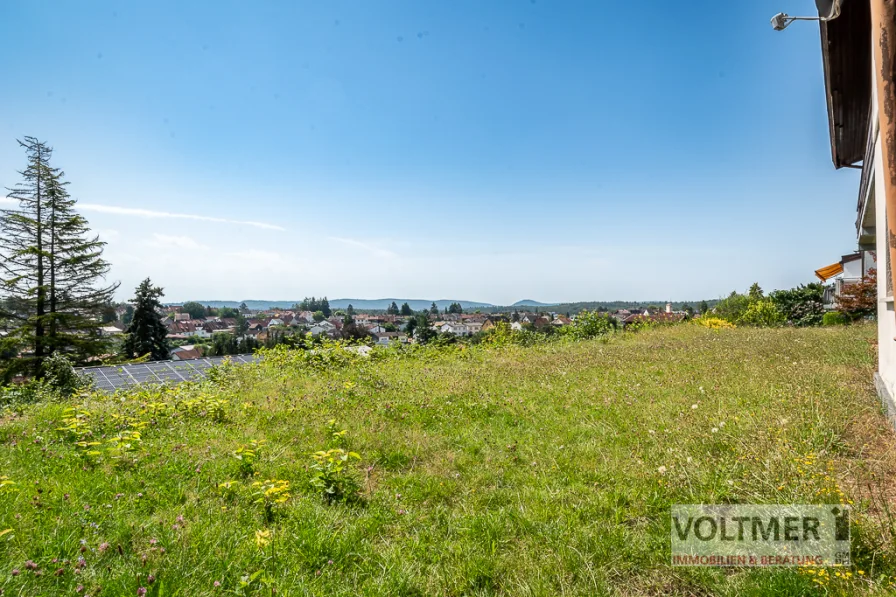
left=481, top=319, right=497, bottom=332
left=815, top=251, right=877, bottom=310
left=308, top=321, right=336, bottom=337
left=373, top=332, right=408, bottom=345
left=171, top=345, right=203, bottom=360
left=440, top=322, right=477, bottom=336
left=100, top=325, right=123, bottom=336
left=202, top=321, right=231, bottom=334
left=167, top=321, right=208, bottom=338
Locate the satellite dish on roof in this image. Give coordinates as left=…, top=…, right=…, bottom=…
left=770, top=0, right=841, bottom=30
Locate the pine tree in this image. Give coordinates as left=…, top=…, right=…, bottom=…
left=0, top=137, right=118, bottom=378
left=429, top=302, right=439, bottom=315
left=122, top=278, right=170, bottom=360
left=400, top=302, right=413, bottom=316
left=387, top=301, right=399, bottom=315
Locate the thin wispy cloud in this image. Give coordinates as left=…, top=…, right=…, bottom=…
left=1, top=197, right=284, bottom=231
left=78, top=204, right=285, bottom=231
left=328, top=236, right=397, bottom=259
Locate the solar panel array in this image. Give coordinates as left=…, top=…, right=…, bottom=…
left=77, top=354, right=258, bottom=393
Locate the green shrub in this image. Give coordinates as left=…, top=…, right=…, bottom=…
left=0, top=379, right=50, bottom=407
left=569, top=310, right=617, bottom=339
left=770, top=284, right=826, bottom=327
left=823, top=311, right=850, bottom=326
left=713, top=292, right=751, bottom=323
left=42, top=352, right=88, bottom=397
left=737, top=300, right=785, bottom=327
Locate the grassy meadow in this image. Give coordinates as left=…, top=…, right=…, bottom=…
left=2, top=323, right=896, bottom=596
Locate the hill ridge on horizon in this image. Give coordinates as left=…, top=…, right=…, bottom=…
left=171, top=298, right=712, bottom=312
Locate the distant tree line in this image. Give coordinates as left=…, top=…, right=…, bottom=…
left=294, top=297, right=331, bottom=317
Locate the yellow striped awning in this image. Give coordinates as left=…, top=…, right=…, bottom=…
left=815, top=262, right=843, bottom=282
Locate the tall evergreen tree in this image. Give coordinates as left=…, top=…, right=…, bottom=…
left=400, top=302, right=413, bottom=316
left=387, top=301, right=399, bottom=315
left=429, top=302, right=439, bottom=315
left=122, top=278, right=170, bottom=360
left=0, top=137, right=118, bottom=378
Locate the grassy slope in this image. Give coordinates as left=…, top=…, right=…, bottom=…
left=0, top=324, right=894, bottom=596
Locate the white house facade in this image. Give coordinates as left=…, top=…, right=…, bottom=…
left=811, top=0, right=896, bottom=416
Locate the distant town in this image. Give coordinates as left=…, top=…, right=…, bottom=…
left=94, top=298, right=701, bottom=361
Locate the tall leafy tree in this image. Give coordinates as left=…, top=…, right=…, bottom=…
left=748, top=283, right=764, bottom=300
left=181, top=301, right=207, bottom=320
left=387, top=301, right=399, bottom=315
left=121, top=305, right=134, bottom=326
left=429, top=302, right=439, bottom=315
left=410, top=312, right=436, bottom=344
left=234, top=313, right=249, bottom=336
left=122, top=278, right=170, bottom=360
left=0, top=137, right=118, bottom=378
left=400, top=302, right=413, bottom=316
left=101, top=304, right=118, bottom=323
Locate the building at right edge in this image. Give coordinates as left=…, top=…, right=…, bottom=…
left=814, top=1, right=896, bottom=408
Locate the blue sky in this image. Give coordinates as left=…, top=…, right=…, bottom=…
left=0, top=1, right=860, bottom=304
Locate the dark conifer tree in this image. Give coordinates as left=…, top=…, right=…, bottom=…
left=122, top=278, right=170, bottom=361
left=0, top=137, right=118, bottom=378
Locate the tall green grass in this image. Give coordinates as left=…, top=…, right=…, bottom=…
left=0, top=324, right=892, bottom=596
